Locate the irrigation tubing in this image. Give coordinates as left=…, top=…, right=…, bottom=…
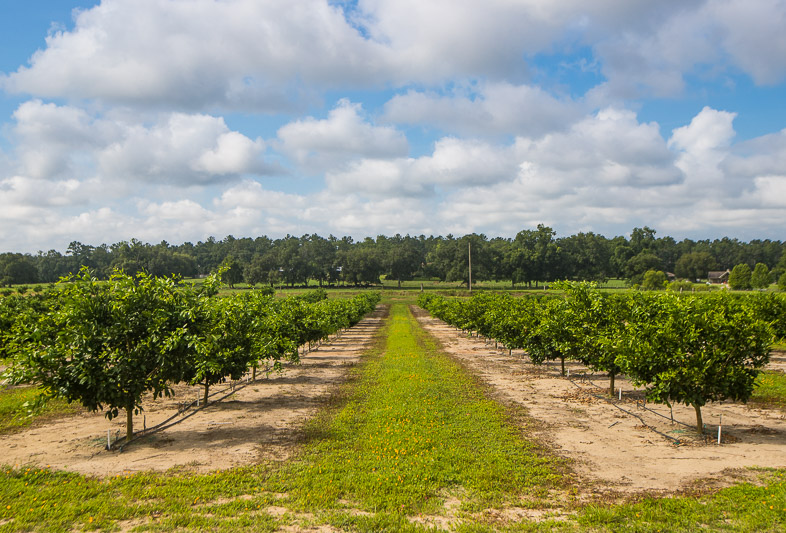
left=563, top=378, right=682, bottom=444
left=112, top=328, right=349, bottom=451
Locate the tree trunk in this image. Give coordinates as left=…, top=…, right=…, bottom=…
left=126, top=403, right=134, bottom=443
left=203, top=383, right=210, bottom=406
left=398, top=278, right=401, bottom=288
left=252, top=365, right=257, bottom=381
left=694, top=404, right=703, bottom=434
left=560, top=355, right=565, bottom=376
left=609, top=372, right=616, bottom=397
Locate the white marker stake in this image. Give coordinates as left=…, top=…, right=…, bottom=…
left=619, top=388, right=622, bottom=401
left=107, top=429, right=111, bottom=450
left=718, top=414, right=723, bottom=445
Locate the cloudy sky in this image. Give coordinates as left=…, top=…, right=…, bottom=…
left=2, top=0, right=786, bottom=253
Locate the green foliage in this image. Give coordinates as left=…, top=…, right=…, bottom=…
left=6, top=268, right=205, bottom=441
left=625, top=252, right=662, bottom=285
left=640, top=270, right=667, bottom=290
left=220, top=256, right=244, bottom=288
left=620, top=293, right=772, bottom=431
left=421, top=288, right=774, bottom=433
left=674, top=250, right=717, bottom=280
left=780, top=272, right=786, bottom=292
left=4, top=273, right=380, bottom=443
left=296, top=287, right=328, bottom=303
left=751, top=262, right=772, bottom=289
left=729, top=263, right=752, bottom=290
left=667, top=279, right=695, bottom=292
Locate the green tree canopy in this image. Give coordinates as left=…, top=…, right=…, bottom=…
left=751, top=263, right=772, bottom=289
left=729, top=263, right=752, bottom=290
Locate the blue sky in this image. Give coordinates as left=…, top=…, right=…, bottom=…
left=1, top=0, right=786, bottom=253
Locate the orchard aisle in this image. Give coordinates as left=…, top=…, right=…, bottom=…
left=413, top=305, right=786, bottom=494
left=0, top=306, right=388, bottom=476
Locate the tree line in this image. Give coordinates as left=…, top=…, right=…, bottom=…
left=2, top=225, right=785, bottom=288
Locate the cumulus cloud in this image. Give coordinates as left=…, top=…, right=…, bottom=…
left=4, top=0, right=786, bottom=109
left=383, top=82, right=582, bottom=138
left=12, top=100, right=117, bottom=180
left=515, top=107, right=682, bottom=192
left=591, top=0, right=786, bottom=99
left=99, top=113, right=268, bottom=185
left=277, top=99, right=408, bottom=173
left=324, top=137, right=518, bottom=197
left=1, top=0, right=381, bottom=110
left=9, top=101, right=269, bottom=185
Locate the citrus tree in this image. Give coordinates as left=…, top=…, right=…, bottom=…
left=619, top=293, right=772, bottom=432
left=6, top=268, right=205, bottom=442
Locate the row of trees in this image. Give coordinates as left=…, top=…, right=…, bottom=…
left=1, top=269, right=380, bottom=442
left=2, top=226, right=786, bottom=288
left=418, top=287, right=783, bottom=432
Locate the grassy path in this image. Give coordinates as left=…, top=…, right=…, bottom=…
left=3, top=301, right=786, bottom=531
left=263, top=302, right=562, bottom=529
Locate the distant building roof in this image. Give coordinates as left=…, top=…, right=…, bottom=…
left=708, top=270, right=730, bottom=283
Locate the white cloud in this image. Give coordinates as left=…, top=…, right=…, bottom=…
left=324, top=137, right=517, bottom=197
left=99, top=113, right=267, bottom=184
left=668, top=106, right=737, bottom=194
left=277, top=99, right=408, bottom=173
left=4, top=0, right=786, bottom=110
left=325, top=158, right=429, bottom=197
left=383, top=82, right=582, bottom=138
left=516, top=107, right=682, bottom=191
left=9, top=101, right=269, bottom=186
left=712, top=0, right=786, bottom=85
left=1, top=0, right=381, bottom=110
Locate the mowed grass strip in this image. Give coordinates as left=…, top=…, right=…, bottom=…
left=267, top=303, right=561, bottom=516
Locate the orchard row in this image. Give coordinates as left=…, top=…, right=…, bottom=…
left=418, top=286, right=786, bottom=432
left=0, top=268, right=380, bottom=442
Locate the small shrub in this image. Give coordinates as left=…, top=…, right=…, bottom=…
left=641, top=270, right=667, bottom=290
left=667, top=280, right=694, bottom=292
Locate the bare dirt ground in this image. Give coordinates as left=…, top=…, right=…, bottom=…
left=413, top=306, right=786, bottom=495
left=0, top=306, right=387, bottom=476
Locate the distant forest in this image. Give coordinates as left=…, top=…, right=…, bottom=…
left=1, top=226, right=785, bottom=288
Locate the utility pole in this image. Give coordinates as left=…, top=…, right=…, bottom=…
left=468, top=241, right=472, bottom=293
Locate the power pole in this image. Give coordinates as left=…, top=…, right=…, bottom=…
left=468, top=241, right=472, bottom=293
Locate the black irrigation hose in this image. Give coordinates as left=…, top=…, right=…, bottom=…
left=115, top=376, right=255, bottom=451
left=564, top=378, right=683, bottom=444
left=565, top=372, right=699, bottom=431
left=113, top=327, right=353, bottom=451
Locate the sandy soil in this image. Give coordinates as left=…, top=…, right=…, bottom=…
left=0, top=306, right=387, bottom=476
left=413, top=306, right=786, bottom=495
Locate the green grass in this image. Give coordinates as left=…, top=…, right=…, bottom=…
left=573, top=470, right=786, bottom=532
left=0, top=386, right=80, bottom=434
left=750, top=371, right=786, bottom=411
left=266, top=303, right=561, bottom=518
